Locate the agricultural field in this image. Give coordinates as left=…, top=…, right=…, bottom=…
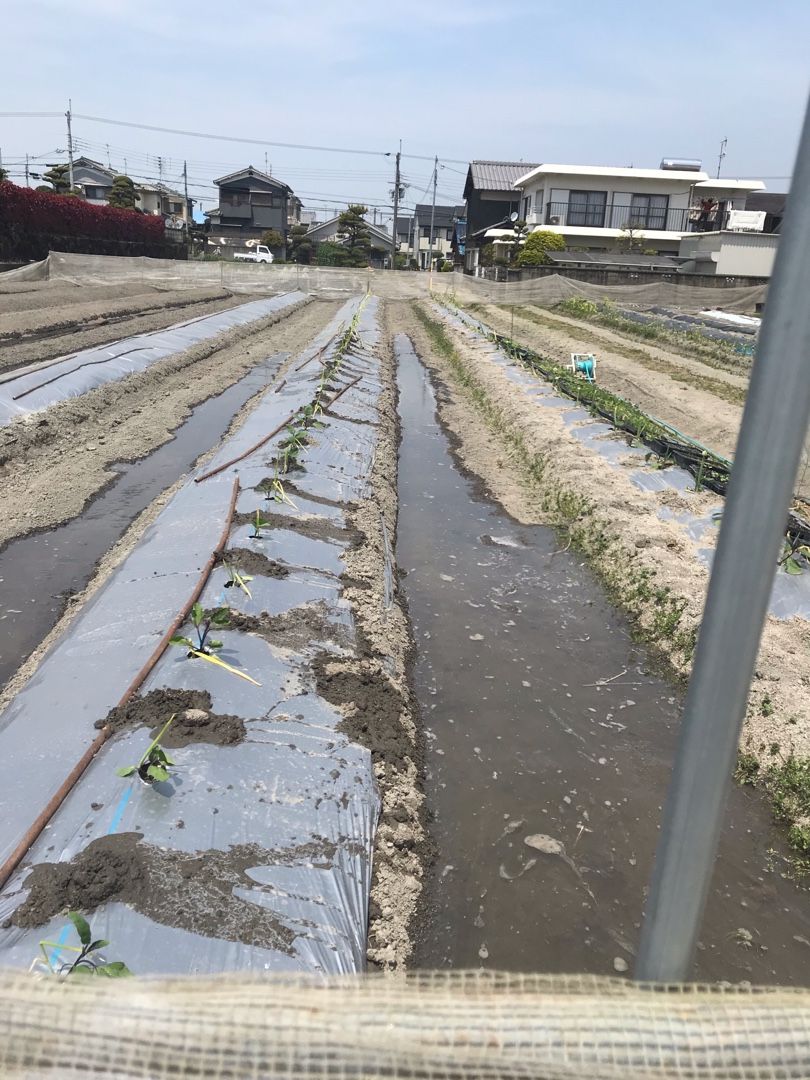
left=0, top=271, right=809, bottom=986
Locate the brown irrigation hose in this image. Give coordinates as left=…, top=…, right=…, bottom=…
left=0, top=476, right=241, bottom=892
left=194, top=373, right=364, bottom=484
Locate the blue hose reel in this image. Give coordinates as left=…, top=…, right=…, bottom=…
left=571, top=353, right=597, bottom=383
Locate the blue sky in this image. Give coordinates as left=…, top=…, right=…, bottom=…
left=1, top=0, right=807, bottom=224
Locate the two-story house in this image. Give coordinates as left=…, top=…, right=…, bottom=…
left=462, top=160, right=539, bottom=269
left=409, top=204, right=465, bottom=269
left=70, top=157, right=115, bottom=204
left=64, top=157, right=189, bottom=226
left=510, top=160, right=765, bottom=255
left=205, top=166, right=294, bottom=250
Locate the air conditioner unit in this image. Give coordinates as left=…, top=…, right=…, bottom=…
left=548, top=216, right=561, bottom=225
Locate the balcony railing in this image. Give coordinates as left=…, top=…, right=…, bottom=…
left=543, top=201, right=728, bottom=233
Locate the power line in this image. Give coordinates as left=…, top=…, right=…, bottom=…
left=0, top=110, right=467, bottom=164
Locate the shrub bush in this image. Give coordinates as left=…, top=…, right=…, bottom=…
left=517, top=229, right=566, bottom=267
left=0, top=181, right=170, bottom=261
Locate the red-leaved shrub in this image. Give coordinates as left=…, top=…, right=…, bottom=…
left=0, top=181, right=182, bottom=260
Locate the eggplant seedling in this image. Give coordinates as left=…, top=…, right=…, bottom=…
left=250, top=508, right=274, bottom=539
left=38, top=911, right=132, bottom=978
left=299, top=401, right=324, bottom=428
left=265, top=464, right=297, bottom=509
left=116, top=714, right=176, bottom=784
left=222, top=560, right=253, bottom=598
left=171, top=602, right=229, bottom=654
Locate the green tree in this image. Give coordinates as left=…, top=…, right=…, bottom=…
left=614, top=226, right=646, bottom=254
left=260, top=228, right=285, bottom=251
left=288, top=223, right=314, bottom=264
left=42, top=164, right=76, bottom=195
left=517, top=229, right=566, bottom=266
left=480, top=243, right=495, bottom=267
left=315, top=240, right=351, bottom=267
left=337, top=204, right=371, bottom=267
left=0, top=165, right=7, bottom=182
left=107, top=175, right=140, bottom=210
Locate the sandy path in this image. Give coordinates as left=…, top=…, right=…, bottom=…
left=0, top=298, right=336, bottom=547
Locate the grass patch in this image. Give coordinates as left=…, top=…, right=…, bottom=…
left=738, top=748, right=810, bottom=876
left=496, top=304, right=747, bottom=408
left=411, top=300, right=696, bottom=666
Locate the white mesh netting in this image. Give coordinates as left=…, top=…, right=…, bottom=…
left=0, top=252, right=767, bottom=312
left=2, top=970, right=810, bottom=1078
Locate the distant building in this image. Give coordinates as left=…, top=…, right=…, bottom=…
left=404, top=204, right=465, bottom=268
left=70, top=157, right=115, bottom=204
left=510, top=161, right=764, bottom=257
left=205, top=166, right=294, bottom=249
left=678, top=230, right=778, bottom=277
left=305, top=215, right=393, bottom=268
left=462, top=160, right=538, bottom=269
left=745, top=191, right=786, bottom=234
left=61, top=157, right=189, bottom=227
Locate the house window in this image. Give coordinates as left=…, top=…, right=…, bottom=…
left=628, top=193, right=669, bottom=230
left=170, top=202, right=182, bottom=214
left=84, top=185, right=107, bottom=200
left=521, top=194, right=532, bottom=219
left=568, top=190, right=607, bottom=227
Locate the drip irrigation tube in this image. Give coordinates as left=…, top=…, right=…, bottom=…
left=194, top=374, right=363, bottom=484
left=0, top=476, right=241, bottom=893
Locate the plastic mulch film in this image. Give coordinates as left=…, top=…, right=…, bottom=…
left=430, top=302, right=810, bottom=623
left=2, top=970, right=810, bottom=1078
left=0, top=296, right=383, bottom=976
left=0, top=291, right=308, bottom=427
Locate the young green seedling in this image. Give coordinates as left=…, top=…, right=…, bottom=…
left=299, top=402, right=324, bottom=427
left=222, top=560, right=253, bottom=599
left=250, top=508, right=273, bottom=538
left=170, top=602, right=229, bottom=654
left=265, top=464, right=297, bottom=509
left=781, top=539, right=810, bottom=575
left=116, top=714, right=176, bottom=784
left=38, top=911, right=132, bottom=978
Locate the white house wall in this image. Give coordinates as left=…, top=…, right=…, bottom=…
left=716, top=233, right=778, bottom=276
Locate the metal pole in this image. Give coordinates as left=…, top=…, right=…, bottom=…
left=391, top=145, right=401, bottom=270
left=427, top=155, right=438, bottom=275
left=25, top=153, right=29, bottom=187
left=636, top=93, right=810, bottom=983
left=66, top=100, right=75, bottom=191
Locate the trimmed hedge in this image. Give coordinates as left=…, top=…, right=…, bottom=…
left=0, top=181, right=183, bottom=261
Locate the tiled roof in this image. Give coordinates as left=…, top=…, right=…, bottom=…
left=466, top=161, right=540, bottom=192
left=414, top=203, right=460, bottom=228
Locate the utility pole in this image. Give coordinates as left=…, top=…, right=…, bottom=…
left=427, top=155, right=438, bottom=276
left=25, top=153, right=29, bottom=187
left=66, top=100, right=75, bottom=191
left=158, top=155, right=164, bottom=184
left=183, top=160, right=189, bottom=224
left=716, top=137, right=727, bottom=178
left=390, top=142, right=401, bottom=270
